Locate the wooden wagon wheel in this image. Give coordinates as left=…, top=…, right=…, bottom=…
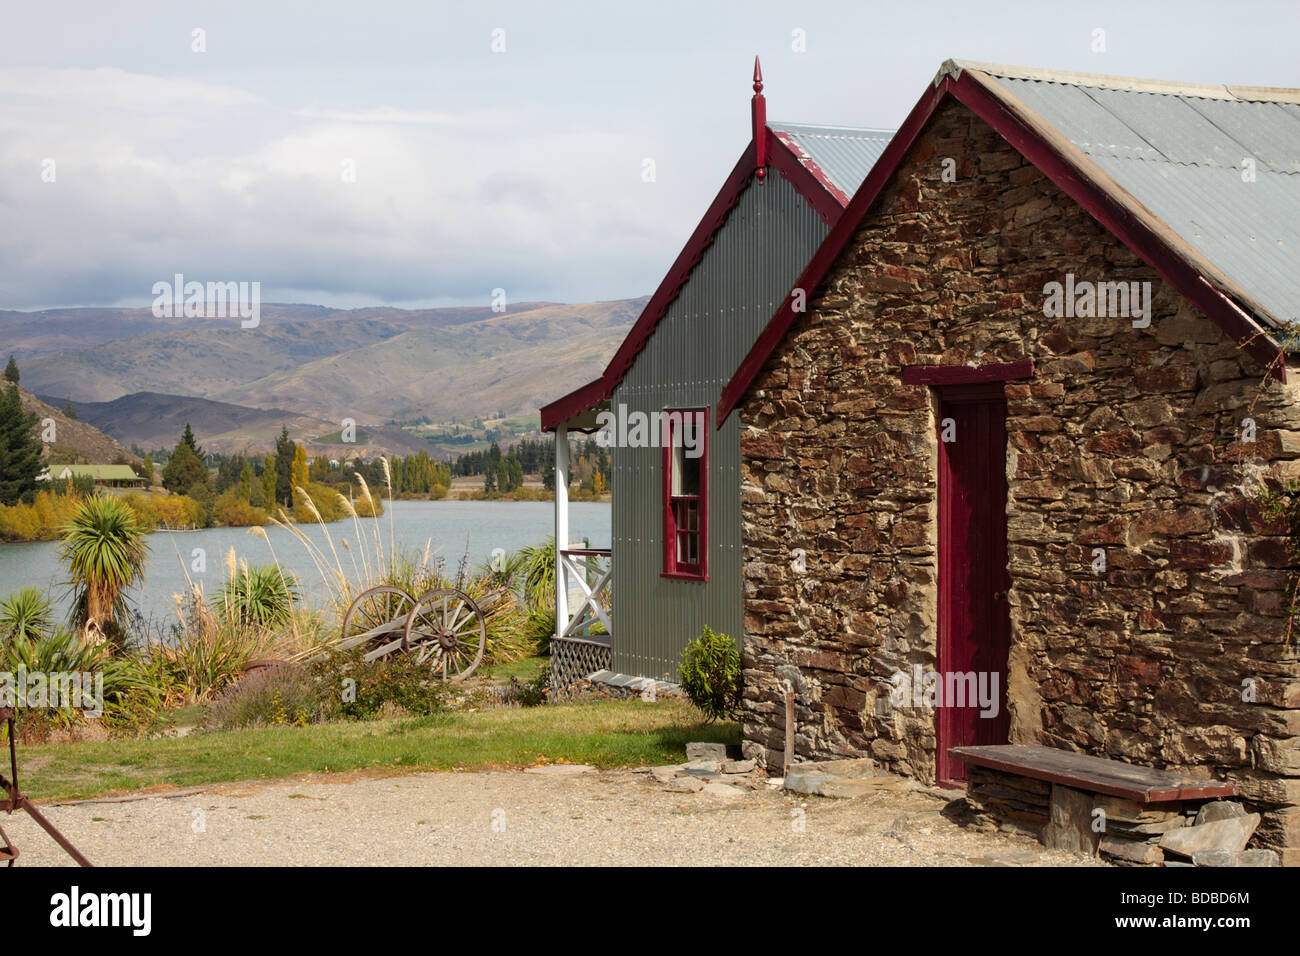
left=404, top=587, right=487, bottom=681
left=342, top=585, right=416, bottom=660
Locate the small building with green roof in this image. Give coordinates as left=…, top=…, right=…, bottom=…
left=49, top=464, right=145, bottom=488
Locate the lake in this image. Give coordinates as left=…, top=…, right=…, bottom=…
left=0, top=500, right=610, bottom=630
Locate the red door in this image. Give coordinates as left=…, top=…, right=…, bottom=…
left=936, top=384, right=1011, bottom=786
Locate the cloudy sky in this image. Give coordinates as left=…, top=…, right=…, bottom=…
left=2, top=0, right=1297, bottom=311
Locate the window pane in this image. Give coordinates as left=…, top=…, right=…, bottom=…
left=672, top=443, right=700, bottom=496
left=664, top=409, right=706, bottom=576
left=678, top=531, right=698, bottom=565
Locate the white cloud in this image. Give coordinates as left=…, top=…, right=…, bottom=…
left=0, top=66, right=261, bottom=111
left=0, top=67, right=697, bottom=309
left=292, top=106, right=459, bottom=126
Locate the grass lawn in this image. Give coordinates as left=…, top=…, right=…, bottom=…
left=474, top=655, right=549, bottom=685
left=17, top=699, right=740, bottom=803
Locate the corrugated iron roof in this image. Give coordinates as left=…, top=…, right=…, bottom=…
left=720, top=61, right=1299, bottom=421
left=769, top=122, right=894, bottom=202
left=542, top=121, right=897, bottom=429
left=976, top=66, right=1300, bottom=332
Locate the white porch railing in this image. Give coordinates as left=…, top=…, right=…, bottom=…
left=558, top=548, right=612, bottom=642
left=550, top=422, right=614, bottom=692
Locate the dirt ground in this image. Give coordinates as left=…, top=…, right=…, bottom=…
left=3, top=767, right=1104, bottom=866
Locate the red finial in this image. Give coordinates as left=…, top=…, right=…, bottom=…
left=751, top=56, right=767, bottom=184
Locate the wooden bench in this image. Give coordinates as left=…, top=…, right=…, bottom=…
left=950, top=744, right=1236, bottom=803
left=950, top=744, right=1245, bottom=863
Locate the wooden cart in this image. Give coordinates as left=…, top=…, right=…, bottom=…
left=330, top=585, right=504, bottom=680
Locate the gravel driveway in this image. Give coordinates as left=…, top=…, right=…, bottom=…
left=4, top=767, right=1102, bottom=866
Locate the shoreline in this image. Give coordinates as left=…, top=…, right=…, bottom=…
left=0, top=495, right=612, bottom=544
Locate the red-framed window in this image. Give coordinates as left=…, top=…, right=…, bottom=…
left=662, top=407, right=708, bottom=580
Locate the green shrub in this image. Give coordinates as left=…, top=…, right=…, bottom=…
left=678, top=626, right=742, bottom=722
left=309, top=650, right=448, bottom=722
left=523, top=606, right=555, bottom=655
left=200, top=652, right=451, bottom=732
left=156, top=590, right=273, bottom=702
left=214, top=563, right=298, bottom=629
left=517, top=539, right=557, bottom=653
left=200, top=665, right=325, bottom=731
left=102, top=658, right=176, bottom=739
left=0, top=587, right=55, bottom=642
left=214, top=491, right=268, bottom=527
left=509, top=669, right=550, bottom=707
left=0, top=613, right=169, bottom=737
left=483, top=602, right=541, bottom=665
left=187, top=481, right=216, bottom=527
left=519, top=538, right=555, bottom=612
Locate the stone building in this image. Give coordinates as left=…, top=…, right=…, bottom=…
left=716, top=61, right=1300, bottom=861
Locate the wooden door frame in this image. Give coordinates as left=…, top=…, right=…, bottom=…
left=919, top=362, right=1032, bottom=788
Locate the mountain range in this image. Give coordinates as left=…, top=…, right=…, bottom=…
left=12, top=387, right=142, bottom=469
left=3, top=298, right=644, bottom=456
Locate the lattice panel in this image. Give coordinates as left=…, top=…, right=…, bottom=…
left=550, top=636, right=612, bottom=697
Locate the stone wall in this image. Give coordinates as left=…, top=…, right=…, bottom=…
left=737, top=99, right=1300, bottom=861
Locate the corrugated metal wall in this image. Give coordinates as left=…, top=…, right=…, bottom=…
left=611, top=172, right=829, bottom=679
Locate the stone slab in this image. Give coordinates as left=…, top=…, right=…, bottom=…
left=786, top=757, right=877, bottom=778
left=820, top=776, right=912, bottom=799
left=1099, top=835, right=1164, bottom=864
left=1160, top=813, right=1260, bottom=858
left=1130, top=817, right=1187, bottom=836
left=722, top=759, right=757, bottom=774
left=685, top=742, right=728, bottom=761
left=1194, top=801, right=1247, bottom=827
left=682, top=760, right=723, bottom=774
left=650, top=765, right=685, bottom=784
left=784, top=771, right=834, bottom=795
left=1093, top=794, right=1181, bottom=824
left=1191, top=848, right=1279, bottom=867
left=702, top=782, right=746, bottom=800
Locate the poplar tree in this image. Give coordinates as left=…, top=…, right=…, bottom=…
left=261, top=457, right=277, bottom=510
left=291, top=445, right=309, bottom=500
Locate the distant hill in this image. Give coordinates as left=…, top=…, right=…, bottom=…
left=48, top=391, right=435, bottom=459
left=11, top=387, right=143, bottom=470
left=8, top=298, right=644, bottom=428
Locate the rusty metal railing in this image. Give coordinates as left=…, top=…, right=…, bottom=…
left=1, top=707, right=92, bottom=867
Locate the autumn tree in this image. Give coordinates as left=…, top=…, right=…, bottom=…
left=291, top=445, right=309, bottom=500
